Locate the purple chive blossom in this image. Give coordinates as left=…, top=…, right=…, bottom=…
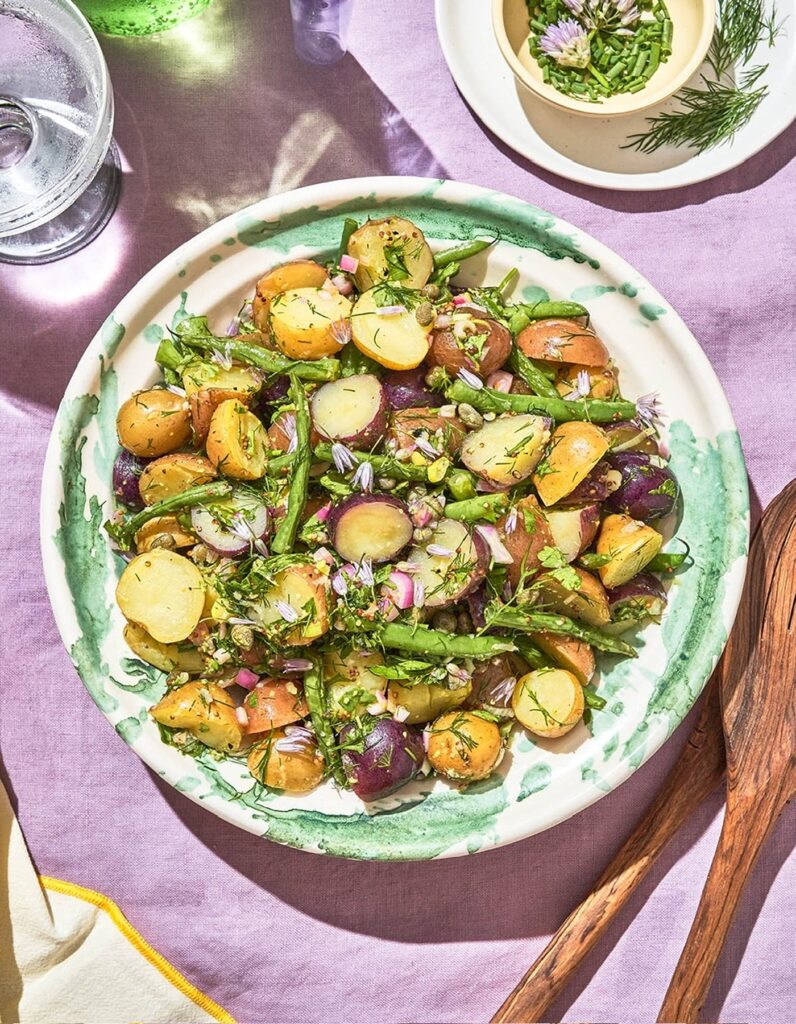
left=211, top=347, right=233, bottom=370
left=636, top=392, right=664, bottom=430
left=330, top=318, right=352, bottom=346
left=539, top=18, right=591, bottom=68
left=281, top=413, right=298, bottom=454
left=275, top=600, right=299, bottom=623
left=356, top=558, right=374, bottom=587
left=352, top=460, right=374, bottom=493
left=276, top=724, right=316, bottom=754
left=490, top=675, right=517, bottom=706
left=504, top=507, right=519, bottom=534
left=457, top=368, right=484, bottom=390
left=412, top=579, right=425, bottom=608
left=331, top=442, right=357, bottom=473
left=427, top=544, right=453, bottom=557
left=562, top=0, right=584, bottom=11
left=254, top=538, right=269, bottom=557
left=166, top=384, right=186, bottom=397
left=447, top=663, right=472, bottom=685
left=228, top=615, right=258, bottom=627
left=331, top=571, right=348, bottom=597
left=567, top=369, right=591, bottom=400
left=414, top=433, right=439, bottom=458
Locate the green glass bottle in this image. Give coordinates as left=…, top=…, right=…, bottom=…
left=74, top=0, right=212, bottom=36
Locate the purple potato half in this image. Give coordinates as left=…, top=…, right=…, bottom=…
left=328, top=493, right=414, bottom=564
left=605, top=452, right=679, bottom=521
left=558, top=460, right=621, bottom=506
left=113, top=449, right=150, bottom=509
left=254, top=375, right=290, bottom=414
left=607, top=572, right=667, bottom=629
left=339, top=717, right=425, bottom=800
left=310, top=374, right=388, bottom=448
left=382, top=368, right=442, bottom=410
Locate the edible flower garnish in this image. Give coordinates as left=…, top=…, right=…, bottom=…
left=457, top=368, right=484, bottom=390
left=539, top=18, right=591, bottom=68
left=636, top=391, right=665, bottom=429
left=352, top=460, right=374, bottom=493
left=331, top=442, right=357, bottom=473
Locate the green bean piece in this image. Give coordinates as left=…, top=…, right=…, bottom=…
left=317, top=473, right=352, bottom=498
left=155, top=337, right=185, bottom=373
left=445, top=468, right=478, bottom=502
left=487, top=606, right=637, bottom=658
left=433, top=237, right=495, bottom=269
left=265, top=451, right=294, bottom=475
left=179, top=335, right=340, bottom=383
left=588, top=63, right=611, bottom=89
left=507, top=301, right=589, bottom=335
left=446, top=379, right=636, bottom=424
left=583, top=685, right=607, bottom=710
left=271, top=377, right=311, bottom=554
left=106, top=481, right=233, bottom=550
left=632, top=49, right=649, bottom=78
left=336, top=217, right=358, bottom=266
left=498, top=267, right=520, bottom=295
left=304, top=654, right=346, bottom=786
left=339, top=342, right=380, bottom=377
left=646, top=551, right=689, bottom=572
left=508, top=347, right=560, bottom=400
left=513, top=637, right=550, bottom=670
left=378, top=622, right=516, bottom=658
left=313, top=444, right=429, bottom=482
left=444, top=492, right=509, bottom=523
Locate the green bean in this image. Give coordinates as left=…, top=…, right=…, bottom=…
left=445, top=468, right=478, bottom=501
left=335, top=217, right=358, bottom=266
left=155, top=337, right=185, bottom=373
left=339, top=342, right=380, bottom=377
left=304, top=655, right=346, bottom=786
left=508, top=346, right=560, bottom=400
left=106, top=481, right=233, bottom=550
left=265, top=451, right=294, bottom=475
left=661, top=19, right=673, bottom=53
left=313, top=444, right=428, bottom=482
left=513, top=637, right=550, bottom=670
left=647, top=551, right=689, bottom=572
left=433, top=237, right=495, bottom=269
left=584, top=685, right=607, bottom=710
left=271, top=377, right=310, bottom=554
left=318, top=473, right=352, bottom=498
left=444, top=492, right=509, bottom=523
left=487, top=607, right=637, bottom=658
left=446, top=379, right=636, bottom=424
left=498, top=267, right=520, bottom=295
left=378, top=622, right=516, bottom=659
left=507, top=301, right=589, bottom=335
left=179, top=336, right=340, bottom=383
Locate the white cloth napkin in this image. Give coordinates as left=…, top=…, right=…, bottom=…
left=0, top=778, right=232, bottom=1024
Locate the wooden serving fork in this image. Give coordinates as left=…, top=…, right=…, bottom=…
left=493, top=480, right=796, bottom=1024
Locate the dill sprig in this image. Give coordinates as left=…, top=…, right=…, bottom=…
left=624, top=0, right=781, bottom=155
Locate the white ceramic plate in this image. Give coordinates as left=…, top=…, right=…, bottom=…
left=41, top=177, right=748, bottom=859
left=436, top=0, right=796, bottom=191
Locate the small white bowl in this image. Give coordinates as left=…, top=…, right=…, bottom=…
left=493, top=0, right=716, bottom=117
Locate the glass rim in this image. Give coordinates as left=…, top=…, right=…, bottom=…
left=0, top=0, right=114, bottom=236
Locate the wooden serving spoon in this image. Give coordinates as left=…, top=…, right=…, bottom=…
left=658, top=479, right=796, bottom=1022
left=492, top=480, right=795, bottom=1024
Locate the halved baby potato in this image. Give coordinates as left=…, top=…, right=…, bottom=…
left=134, top=515, right=196, bottom=554
left=426, top=307, right=512, bottom=377
left=532, top=632, right=596, bottom=686
left=406, top=518, right=487, bottom=608
left=516, top=319, right=609, bottom=367
left=150, top=680, right=244, bottom=753
left=534, top=566, right=610, bottom=627
left=190, top=387, right=253, bottom=445
left=532, top=421, right=610, bottom=506
left=250, top=564, right=330, bottom=645
left=247, top=729, right=325, bottom=793
left=461, top=413, right=551, bottom=487
left=426, top=709, right=503, bottom=782
left=269, top=286, right=352, bottom=360
left=387, top=407, right=465, bottom=457
left=206, top=399, right=269, bottom=480
left=386, top=678, right=471, bottom=725
left=497, top=495, right=555, bottom=589
left=138, top=453, right=216, bottom=505
left=116, top=389, right=192, bottom=458
left=556, top=363, right=619, bottom=400
left=117, top=549, right=205, bottom=644
left=311, top=373, right=388, bottom=448
left=181, top=360, right=262, bottom=398
left=596, top=514, right=663, bottom=588
left=123, top=621, right=206, bottom=673
left=347, top=216, right=434, bottom=292
left=325, top=649, right=387, bottom=721
left=512, top=668, right=584, bottom=738
left=328, top=494, right=414, bottom=564
left=252, top=259, right=329, bottom=330
left=244, top=679, right=309, bottom=734
left=350, top=287, right=431, bottom=371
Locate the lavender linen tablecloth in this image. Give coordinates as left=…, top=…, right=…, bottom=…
left=1, top=2, right=794, bottom=1021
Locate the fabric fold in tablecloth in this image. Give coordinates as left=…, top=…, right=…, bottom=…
left=0, top=778, right=233, bottom=1024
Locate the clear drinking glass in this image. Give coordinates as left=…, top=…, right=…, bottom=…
left=0, top=0, right=120, bottom=264
left=290, top=0, right=354, bottom=65
left=73, top=0, right=212, bottom=36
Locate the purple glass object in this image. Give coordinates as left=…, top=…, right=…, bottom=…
left=290, top=0, right=353, bottom=65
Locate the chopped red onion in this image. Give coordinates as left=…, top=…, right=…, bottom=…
left=339, top=254, right=359, bottom=273
left=235, top=706, right=249, bottom=726
left=475, top=524, right=514, bottom=564
left=382, top=570, right=414, bottom=610
left=452, top=294, right=468, bottom=307
left=376, top=305, right=407, bottom=316
left=315, top=503, right=332, bottom=523
left=486, top=371, right=514, bottom=393
left=236, top=668, right=259, bottom=690
left=331, top=274, right=353, bottom=296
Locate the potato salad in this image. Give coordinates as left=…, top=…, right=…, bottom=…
left=106, top=215, right=686, bottom=801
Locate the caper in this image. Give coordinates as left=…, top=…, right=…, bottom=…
left=457, top=403, right=484, bottom=429
left=230, top=624, right=254, bottom=650
left=377, top=476, right=397, bottom=491
left=422, top=283, right=441, bottom=300
left=412, top=526, right=433, bottom=543
left=149, top=533, right=177, bottom=551
left=415, top=301, right=435, bottom=327
left=456, top=611, right=473, bottom=634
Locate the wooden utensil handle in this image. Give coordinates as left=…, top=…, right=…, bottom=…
left=491, top=688, right=724, bottom=1024
left=657, top=789, right=784, bottom=1024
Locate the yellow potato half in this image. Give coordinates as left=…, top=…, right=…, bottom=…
left=350, top=287, right=431, bottom=371
left=151, top=680, right=243, bottom=753
left=268, top=287, right=352, bottom=360
left=512, top=668, right=584, bottom=738
left=205, top=399, right=269, bottom=480
left=116, top=549, right=205, bottom=644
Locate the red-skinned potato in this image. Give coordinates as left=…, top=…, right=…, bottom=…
left=311, top=374, right=388, bottom=448
left=190, top=387, right=253, bottom=445
left=532, top=421, right=610, bottom=506
left=497, top=495, right=555, bottom=588
left=517, top=319, right=610, bottom=367
left=405, top=518, right=488, bottom=608
left=328, top=494, right=414, bottom=564
left=427, top=307, right=512, bottom=377
left=467, top=652, right=531, bottom=717
left=252, top=259, right=329, bottom=330
left=387, top=407, right=465, bottom=457
left=244, top=679, right=309, bottom=734
left=138, top=453, right=216, bottom=505
left=556, top=362, right=619, bottom=399
left=116, top=389, right=192, bottom=458
left=248, top=729, right=325, bottom=793
left=267, top=408, right=322, bottom=453
left=545, top=504, right=601, bottom=562
left=532, top=632, right=596, bottom=685
left=534, top=566, right=611, bottom=627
